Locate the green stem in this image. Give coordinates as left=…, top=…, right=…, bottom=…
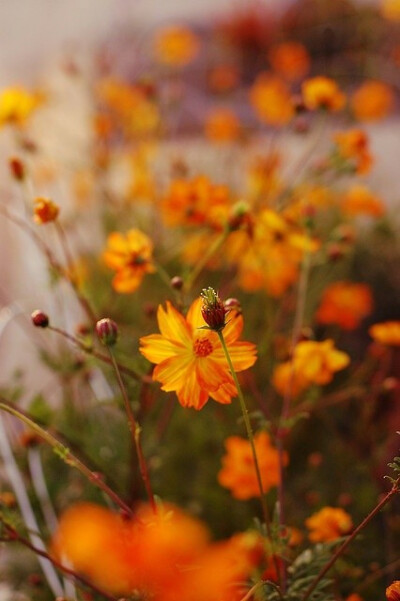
left=108, top=349, right=157, bottom=514
left=184, top=230, right=228, bottom=292
left=217, top=331, right=271, bottom=532
left=0, top=401, right=133, bottom=517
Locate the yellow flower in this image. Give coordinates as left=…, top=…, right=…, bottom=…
left=0, top=86, right=40, bottom=126
left=139, top=298, right=257, bottom=409
left=103, top=229, right=155, bottom=293
left=153, top=25, right=200, bottom=67
left=306, top=506, right=353, bottom=542
left=316, top=281, right=373, bottom=330
left=302, top=76, right=346, bottom=111
left=250, top=73, right=294, bottom=126
left=369, top=321, right=400, bottom=346
left=382, top=0, right=400, bottom=20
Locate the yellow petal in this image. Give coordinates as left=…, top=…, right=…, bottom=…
left=153, top=354, right=194, bottom=391
left=139, top=334, right=187, bottom=364
left=157, top=302, right=192, bottom=346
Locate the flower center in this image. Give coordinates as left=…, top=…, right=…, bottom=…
left=193, top=337, right=213, bottom=357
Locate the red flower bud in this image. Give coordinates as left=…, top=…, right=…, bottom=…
left=200, top=287, right=227, bottom=332
left=31, top=310, right=49, bottom=328
left=9, top=156, right=25, bottom=181
left=95, top=318, right=118, bottom=346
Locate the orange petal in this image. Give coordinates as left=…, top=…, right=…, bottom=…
left=157, top=302, right=192, bottom=346
left=139, top=334, right=187, bottom=364
left=112, top=269, right=143, bottom=293
left=153, top=354, right=194, bottom=392
left=186, top=297, right=207, bottom=331
left=212, top=341, right=257, bottom=372
left=195, top=357, right=230, bottom=391
left=177, top=370, right=209, bottom=409
left=210, top=380, right=237, bottom=404
left=222, top=311, right=244, bottom=344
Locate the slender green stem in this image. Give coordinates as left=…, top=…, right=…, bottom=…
left=108, top=349, right=157, bottom=514
left=217, top=331, right=271, bottom=532
left=0, top=402, right=133, bottom=517
left=301, top=478, right=400, bottom=601
left=184, top=230, right=228, bottom=292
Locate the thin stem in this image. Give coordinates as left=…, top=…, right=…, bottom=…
left=0, top=523, right=117, bottom=601
left=0, top=401, right=133, bottom=517
left=239, top=580, right=265, bottom=601
left=184, top=230, right=228, bottom=292
left=108, top=349, right=157, bottom=514
left=301, top=478, right=400, bottom=601
left=47, top=324, right=150, bottom=383
left=216, top=331, right=271, bottom=532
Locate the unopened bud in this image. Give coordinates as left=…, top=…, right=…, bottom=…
left=95, top=318, right=118, bottom=346
left=171, top=276, right=184, bottom=290
left=200, top=287, right=227, bottom=332
left=327, top=242, right=345, bottom=262
left=9, top=156, right=25, bottom=181
left=31, top=310, right=49, bottom=328
left=224, top=297, right=241, bottom=313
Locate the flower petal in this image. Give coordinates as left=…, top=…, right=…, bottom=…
left=157, top=302, right=192, bottom=346
left=212, top=341, right=257, bottom=372
left=153, top=354, right=194, bottom=391
left=195, top=357, right=230, bottom=391
left=186, top=297, right=206, bottom=331
left=177, top=370, right=209, bottom=410
left=139, top=334, right=187, bottom=364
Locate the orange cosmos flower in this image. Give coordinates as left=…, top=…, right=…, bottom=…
left=302, top=76, right=346, bottom=111
left=250, top=73, right=294, bottom=126
left=387, top=581, right=400, bottom=601
left=0, top=86, right=41, bottom=126
left=369, top=321, right=400, bottom=346
left=316, top=281, right=373, bottom=330
left=269, top=41, right=310, bottom=81
left=382, top=0, right=400, bottom=20
left=139, top=298, right=257, bottom=409
left=153, top=25, right=200, bottom=67
left=218, top=431, right=286, bottom=499
left=341, top=185, right=385, bottom=217
left=306, top=506, right=353, bottom=542
left=351, top=80, right=394, bottom=121
left=103, top=229, right=155, bottom=293
left=33, top=197, right=59, bottom=224
left=161, top=175, right=232, bottom=229
left=204, top=108, right=240, bottom=143
left=333, top=129, right=373, bottom=175
left=273, top=339, right=350, bottom=396
left=346, top=595, right=364, bottom=601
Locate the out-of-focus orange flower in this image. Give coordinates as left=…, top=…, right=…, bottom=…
left=302, top=76, right=346, bottom=111
left=341, top=185, right=385, bottom=217
left=273, top=339, right=350, bottom=396
left=140, top=297, right=257, bottom=409
left=269, top=41, right=310, bottom=81
left=306, top=506, right=353, bottom=542
left=204, top=108, right=240, bottom=143
left=316, top=281, right=373, bottom=330
left=103, top=229, right=155, bottom=293
left=333, top=129, right=373, bottom=175
left=386, top=581, right=400, bottom=601
left=161, top=176, right=232, bottom=229
left=54, top=502, right=258, bottom=600
left=33, top=197, right=59, bottom=224
left=218, top=431, right=287, bottom=499
left=208, top=64, right=240, bottom=93
left=351, top=80, right=394, bottom=121
left=247, top=153, right=282, bottom=202
left=227, top=209, right=319, bottom=297
left=0, top=87, right=41, bottom=126
left=382, top=0, right=400, bottom=20
left=250, top=73, right=294, bottom=126
left=153, top=25, right=200, bottom=67
left=369, top=321, right=400, bottom=346
left=346, top=595, right=364, bottom=601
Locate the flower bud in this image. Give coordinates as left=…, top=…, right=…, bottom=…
left=33, top=197, right=59, bottom=224
left=9, top=156, right=25, bottom=181
left=200, top=287, right=227, bottom=332
left=31, top=310, right=49, bottom=328
left=170, top=276, right=184, bottom=290
left=224, top=297, right=241, bottom=314
left=95, top=318, right=118, bottom=346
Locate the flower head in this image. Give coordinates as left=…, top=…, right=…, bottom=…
left=387, top=581, right=400, bottom=601
left=139, top=297, right=257, bottom=409
left=218, top=432, right=287, bottom=499
left=33, top=197, right=59, bottom=224
left=306, top=506, right=353, bottom=542
left=200, top=287, right=227, bottom=332
left=369, top=321, right=400, bottom=346
left=0, top=87, right=40, bottom=126
left=103, top=229, right=155, bottom=293
left=351, top=80, right=394, bottom=121
left=316, top=281, right=373, bottom=330
left=269, top=41, right=310, bottom=81
left=341, top=185, right=385, bottom=217
left=153, top=25, right=200, bottom=67
left=333, top=129, right=373, bottom=175
left=302, top=76, right=346, bottom=111
left=250, top=74, right=294, bottom=126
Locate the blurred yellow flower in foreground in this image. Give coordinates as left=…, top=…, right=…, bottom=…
left=218, top=431, right=286, bottom=499
left=302, top=76, right=346, bottom=111
left=0, top=86, right=41, bottom=126
left=103, top=229, right=155, bottom=293
left=306, top=506, right=353, bottom=542
left=153, top=25, right=200, bottom=67
left=140, top=297, right=257, bottom=409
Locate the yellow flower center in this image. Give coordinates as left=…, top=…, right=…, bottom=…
left=193, top=337, right=213, bottom=357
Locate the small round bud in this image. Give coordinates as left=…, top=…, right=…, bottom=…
left=327, top=242, right=345, bottom=262
left=31, top=310, right=49, bottom=328
left=200, top=287, right=227, bottom=332
left=95, top=318, right=118, bottom=346
left=224, top=298, right=241, bottom=313
left=171, top=276, right=184, bottom=290
left=33, top=197, right=60, bottom=224
left=28, top=573, right=43, bottom=587
left=9, top=156, right=25, bottom=181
